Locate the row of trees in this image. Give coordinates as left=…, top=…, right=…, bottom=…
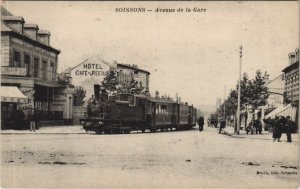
left=215, top=70, right=269, bottom=123
left=74, top=68, right=188, bottom=105
left=102, top=68, right=186, bottom=103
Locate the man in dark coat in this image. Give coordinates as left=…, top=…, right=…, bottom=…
left=197, top=117, right=204, bottom=132
left=13, top=109, right=25, bottom=130
left=28, top=109, right=37, bottom=132
left=254, top=120, right=262, bottom=134
left=285, top=116, right=293, bottom=142
left=272, top=116, right=284, bottom=142
left=219, top=118, right=226, bottom=134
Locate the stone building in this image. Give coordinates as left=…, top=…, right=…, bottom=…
left=1, top=6, right=74, bottom=128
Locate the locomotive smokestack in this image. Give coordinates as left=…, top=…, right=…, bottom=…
left=94, top=84, right=100, bottom=101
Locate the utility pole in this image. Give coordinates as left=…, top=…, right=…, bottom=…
left=236, top=45, right=242, bottom=135
left=224, top=84, right=226, bottom=118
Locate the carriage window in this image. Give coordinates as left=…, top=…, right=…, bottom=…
left=161, top=105, right=166, bottom=115
left=115, top=94, right=135, bottom=106
left=128, top=96, right=134, bottom=106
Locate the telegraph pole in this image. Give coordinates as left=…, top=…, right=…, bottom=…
left=236, top=45, right=242, bottom=135
left=224, top=84, right=226, bottom=118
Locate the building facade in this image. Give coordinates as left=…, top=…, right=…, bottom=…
left=281, top=48, right=299, bottom=125
left=1, top=7, right=74, bottom=127
left=62, top=56, right=150, bottom=102
left=283, top=48, right=299, bottom=103
left=263, top=72, right=285, bottom=110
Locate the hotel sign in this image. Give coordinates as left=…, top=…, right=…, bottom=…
left=73, top=63, right=110, bottom=77
left=1, top=67, right=27, bottom=76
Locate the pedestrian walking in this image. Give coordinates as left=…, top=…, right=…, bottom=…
left=272, top=116, right=283, bottom=142
left=254, top=120, right=262, bottom=134
left=28, top=108, right=36, bottom=132
left=285, top=116, right=293, bottom=143
left=219, top=117, right=226, bottom=134
left=246, top=121, right=252, bottom=135
left=197, top=117, right=204, bottom=132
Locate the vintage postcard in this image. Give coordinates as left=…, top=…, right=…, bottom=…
left=0, top=1, right=299, bottom=188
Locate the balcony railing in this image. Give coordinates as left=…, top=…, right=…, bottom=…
left=34, top=68, right=57, bottom=82
left=1, top=66, right=27, bottom=76
left=2, top=66, right=72, bottom=85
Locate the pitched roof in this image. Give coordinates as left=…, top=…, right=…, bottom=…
left=1, top=6, right=60, bottom=54
left=282, top=61, right=299, bottom=73
left=117, top=64, right=150, bottom=74
left=1, top=20, right=12, bottom=32
left=1, top=6, right=13, bottom=16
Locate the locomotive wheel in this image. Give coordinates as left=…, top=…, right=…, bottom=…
left=95, top=130, right=102, bottom=134
left=142, top=129, right=145, bottom=133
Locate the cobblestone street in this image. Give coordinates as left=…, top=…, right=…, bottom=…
left=1, top=126, right=298, bottom=188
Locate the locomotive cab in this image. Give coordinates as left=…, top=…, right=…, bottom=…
left=115, top=93, right=135, bottom=106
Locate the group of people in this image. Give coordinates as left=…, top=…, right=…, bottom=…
left=196, top=115, right=294, bottom=143
left=271, top=116, right=294, bottom=143
left=246, top=120, right=262, bottom=135
left=9, top=109, right=38, bottom=131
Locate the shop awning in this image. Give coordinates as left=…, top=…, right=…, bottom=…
left=265, top=104, right=288, bottom=119
left=0, top=86, right=28, bottom=103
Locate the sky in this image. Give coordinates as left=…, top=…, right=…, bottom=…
left=2, top=1, right=299, bottom=111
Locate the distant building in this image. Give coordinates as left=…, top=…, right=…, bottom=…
left=263, top=72, right=284, bottom=109
left=116, top=63, right=150, bottom=92
left=1, top=6, right=74, bottom=128
left=61, top=56, right=150, bottom=102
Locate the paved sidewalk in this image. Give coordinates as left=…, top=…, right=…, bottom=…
left=222, top=126, right=299, bottom=143
left=0, top=125, right=85, bottom=134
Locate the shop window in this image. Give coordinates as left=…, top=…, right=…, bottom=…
left=161, top=105, right=166, bottom=114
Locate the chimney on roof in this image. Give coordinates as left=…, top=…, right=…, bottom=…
left=288, top=52, right=296, bottom=65
left=37, top=30, right=51, bottom=45
left=263, top=71, right=269, bottom=84
left=295, top=48, right=299, bottom=63
left=24, top=23, right=39, bottom=40
left=1, top=16, right=25, bottom=34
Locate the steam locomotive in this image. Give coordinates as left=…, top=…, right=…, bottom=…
left=80, top=85, right=197, bottom=134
